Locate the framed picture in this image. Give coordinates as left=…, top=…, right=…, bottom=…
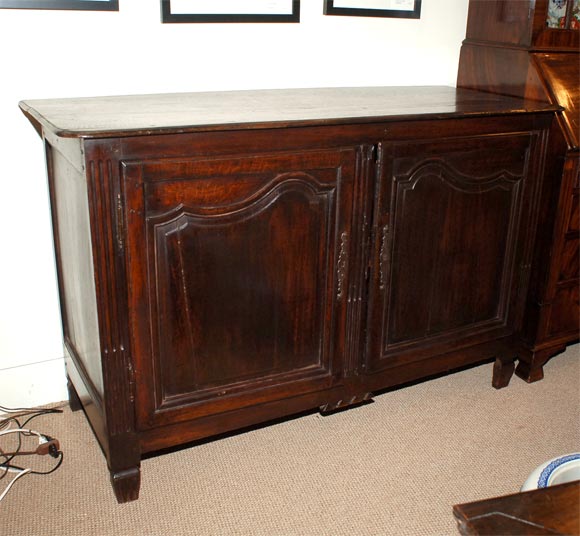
left=324, top=0, right=421, bottom=19
left=0, top=0, right=118, bottom=10
left=161, top=0, right=300, bottom=23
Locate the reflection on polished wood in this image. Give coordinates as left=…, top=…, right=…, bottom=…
left=453, top=481, right=580, bottom=535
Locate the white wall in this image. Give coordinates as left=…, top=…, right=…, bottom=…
left=0, top=0, right=469, bottom=408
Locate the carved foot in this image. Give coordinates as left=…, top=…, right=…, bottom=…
left=320, top=392, right=373, bottom=414
left=110, top=466, right=141, bottom=503
left=516, top=359, right=544, bottom=383
left=66, top=378, right=83, bottom=412
left=515, top=346, right=562, bottom=383
left=492, top=355, right=515, bottom=389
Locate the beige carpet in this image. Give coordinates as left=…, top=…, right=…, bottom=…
left=3, top=347, right=579, bottom=536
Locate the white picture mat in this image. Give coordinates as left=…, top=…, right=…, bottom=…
left=30, top=0, right=112, bottom=2
left=170, top=0, right=294, bottom=15
left=332, top=0, right=415, bottom=11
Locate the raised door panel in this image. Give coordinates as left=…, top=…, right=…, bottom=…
left=123, top=148, right=359, bottom=429
left=548, top=156, right=580, bottom=339
left=48, top=145, right=103, bottom=399
left=568, top=192, right=578, bottom=233
left=558, top=237, right=579, bottom=281
left=367, top=133, right=540, bottom=371
left=558, top=159, right=580, bottom=283
left=548, top=286, right=579, bottom=338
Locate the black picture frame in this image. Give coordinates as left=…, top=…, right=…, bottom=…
left=323, top=0, right=421, bottom=19
left=161, top=0, right=300, bottom=23
left=0, top=0, right=118, bottom=10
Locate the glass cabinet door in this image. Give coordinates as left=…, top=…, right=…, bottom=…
left=546, top=0, right=580, bottom=29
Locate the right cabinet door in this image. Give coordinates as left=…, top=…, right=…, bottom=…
left=366, top=132, right=542, bottom=372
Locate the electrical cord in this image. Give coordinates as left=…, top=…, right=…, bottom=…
left=0, top=404, right=64, bottom=503
left=6, top=451, right=64, bottom=475
left=0, top=404, right=36, bottom=413
left=0, top=468, right=31, bottom=503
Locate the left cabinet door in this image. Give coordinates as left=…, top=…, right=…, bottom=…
left=122, top=147, right=358, bottom=429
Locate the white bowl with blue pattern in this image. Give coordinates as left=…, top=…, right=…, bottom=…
left=521, top=453, right=580, bottom=491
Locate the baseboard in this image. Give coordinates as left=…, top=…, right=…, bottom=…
left=0, top=357, right=68, bottom=410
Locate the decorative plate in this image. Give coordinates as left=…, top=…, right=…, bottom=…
left=521, top=453, right=580, bottom=491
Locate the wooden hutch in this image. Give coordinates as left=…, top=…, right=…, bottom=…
left=458, top=0, right=579, bottom=381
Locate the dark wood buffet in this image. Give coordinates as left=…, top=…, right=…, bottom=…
left=20, top=86, right=559, bottom=501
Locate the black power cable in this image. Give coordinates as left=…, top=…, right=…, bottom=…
left=0, top=405, right=64, bottom=502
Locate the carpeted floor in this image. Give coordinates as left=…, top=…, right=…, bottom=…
left=3, top=347, right=579, bottom=536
